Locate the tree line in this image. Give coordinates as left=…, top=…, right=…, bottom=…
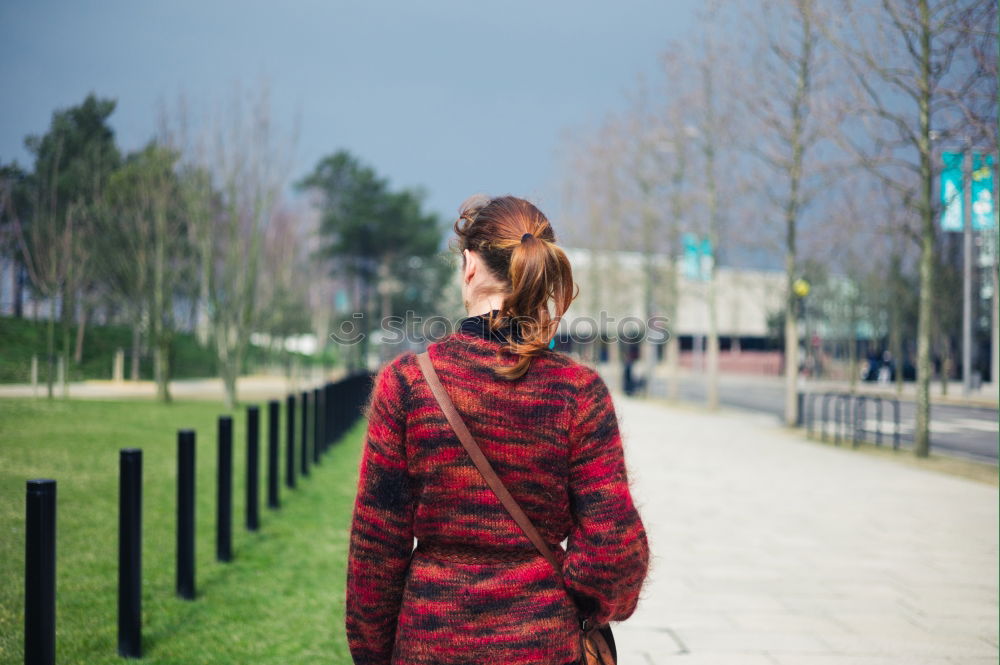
left=557, top=0, right=997, bottom=456
left=0, top=87, right=450, bottom=408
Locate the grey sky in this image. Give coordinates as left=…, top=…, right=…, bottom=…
left=0, top=0, right=699, bottom=222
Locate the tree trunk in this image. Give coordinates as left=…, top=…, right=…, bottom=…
left=153, top=204, right=170, bottom=403
left=642, top=222, right=658, bottom=396
left=196, top=232, right=212, bottom=347
left=3, top=258, right=10, bottom=316
left=913, top=0, right=933, bottom=458
left=13, top=261, right=24, bottom=317
left=663, top=255, right=679, bottom=401
left=73, top=301, right=88, bottom=364
left=781, top=2, right=810, bottom=425
left=222, top=361, right=238, bottom=410
left=783, top=203, right=800, bottom=425
left=666, top=144, right=684, bottom=402
left=706, top=292, right=720, bottom=409
left=46, top=297, right=55, bottom=399
left=915, top=203, right=934, bottom=459
left=889, top=254, right=905, bottom=396
left=61, top=285, right=72, bottom=386
left=155, top=339, right=172, bottom=403
left=847, top=299, right=858, bottom=391
left=784, top=306, right=799, bottom=426
left=217, top=322, right=239, bottom=409
left=130, top=320, right=141, bottom=381
left=703, top=64, right=720, bottom=411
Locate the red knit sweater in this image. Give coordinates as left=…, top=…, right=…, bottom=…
left=345, top=328, right=649, bottom=665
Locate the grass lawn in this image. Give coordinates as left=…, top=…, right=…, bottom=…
left=0, top=397, right=365, bottom=664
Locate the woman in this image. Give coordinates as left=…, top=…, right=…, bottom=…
left=346, top=195, right=649, bottom=665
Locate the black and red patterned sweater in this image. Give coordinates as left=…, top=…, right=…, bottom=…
left=345, top=313, right=650, bottom=665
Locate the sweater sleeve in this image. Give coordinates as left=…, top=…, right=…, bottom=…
left=346, top=359, right=414, bottom=665
left=563, top=369, right=649, bottom=627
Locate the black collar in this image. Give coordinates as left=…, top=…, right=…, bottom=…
left=458, top=309, right=523, bottom=345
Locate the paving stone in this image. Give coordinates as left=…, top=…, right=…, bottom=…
left=612, top=396, right=999, bottom=664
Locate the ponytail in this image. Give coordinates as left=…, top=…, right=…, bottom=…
left=499, top=233, right=575, bottom=378
left=453, top=195, right=579, bottom=380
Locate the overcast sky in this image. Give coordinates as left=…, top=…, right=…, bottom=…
left=1, top=0, right=700, bottom=223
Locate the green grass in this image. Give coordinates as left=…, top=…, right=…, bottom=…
left=0, top=397, right=364, bottom=664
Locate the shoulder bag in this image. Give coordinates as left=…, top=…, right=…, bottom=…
left=416, top=351, right=617, bottom=665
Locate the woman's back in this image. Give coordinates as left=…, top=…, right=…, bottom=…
left=346, top=194, right=648, bottom=665
left=347, top=324, right=649, bottom=665
left=409, top=331, right=604, bottom=547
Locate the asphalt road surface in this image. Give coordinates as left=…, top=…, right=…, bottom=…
left=646, top=375, right=999, bottom=464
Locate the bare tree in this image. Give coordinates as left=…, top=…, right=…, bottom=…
left=10, top=137, right=73, bottom=398
left=619, top=56, right=702, bottom=400
left=828, top=0, right=995, bottom=456
left=743, top=0, right=829, bottom=425
left=173, top=81, right=296, bottom=408
left=558, top=116, right=631, bottom=362
left=662, top=133, right=690, bottom=399
left=690, top=40, right=735, bottom=410
left=610, top=83, right=670, bottom=387
left=212, top=83, right=293, bottom=407
left=160, top=94, right=216, bottom=351
left=650, top=61, right=697, bottom=400
left=255, top=201, right=314, bottom=373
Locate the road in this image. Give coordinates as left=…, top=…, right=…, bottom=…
left=643, top=374, right=999, bottom=464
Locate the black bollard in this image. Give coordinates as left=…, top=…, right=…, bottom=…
left=300, top=391, right=310, bottom=477
left=317, top=386, right=325, bottom=456
left=176, top=429, right=196, bottom=599
left=325, top=383, right=334, bottom=449
left=331, top=380, right=343, bottom=442
left=285, top=394, right=296, bottom=489
left=118, top=450, right=142, bottom=658
left=25, top=478, right=56, bottom=665
left=339, top=379, right=348, bottom=439
left=267, top=400, right=280, bottom=509
left=313, top=387, right=322, bottom=464
left=246, top=405, right=260, bottom=531
left=216, top=417, right=233, bottom=562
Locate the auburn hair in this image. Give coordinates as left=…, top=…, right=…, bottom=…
left=452, top=194, right=578, bottom=380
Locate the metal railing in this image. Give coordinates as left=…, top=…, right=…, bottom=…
left=804, top=391, right=900, bottom=449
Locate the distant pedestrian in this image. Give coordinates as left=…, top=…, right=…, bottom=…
left=878, top=351, right=892, bottom=385
left=346, top=194, right=650, bottom=665
left=623, top=355, right=635, bottom=395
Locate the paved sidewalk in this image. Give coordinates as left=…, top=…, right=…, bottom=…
left=614, top=396, right=998, bottom=664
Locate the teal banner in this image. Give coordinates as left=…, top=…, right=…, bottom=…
left=940, top=151, right=964, bottom=232
left=682, top=233, right=700, bottom=280
left=681, top=233, right=713, bottom=281
left=971, top=154, right=995, bottom=230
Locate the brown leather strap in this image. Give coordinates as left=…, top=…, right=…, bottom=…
left=416, top=351, right=563, bottom=578
left=582, top=629, right=616, bottom=664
